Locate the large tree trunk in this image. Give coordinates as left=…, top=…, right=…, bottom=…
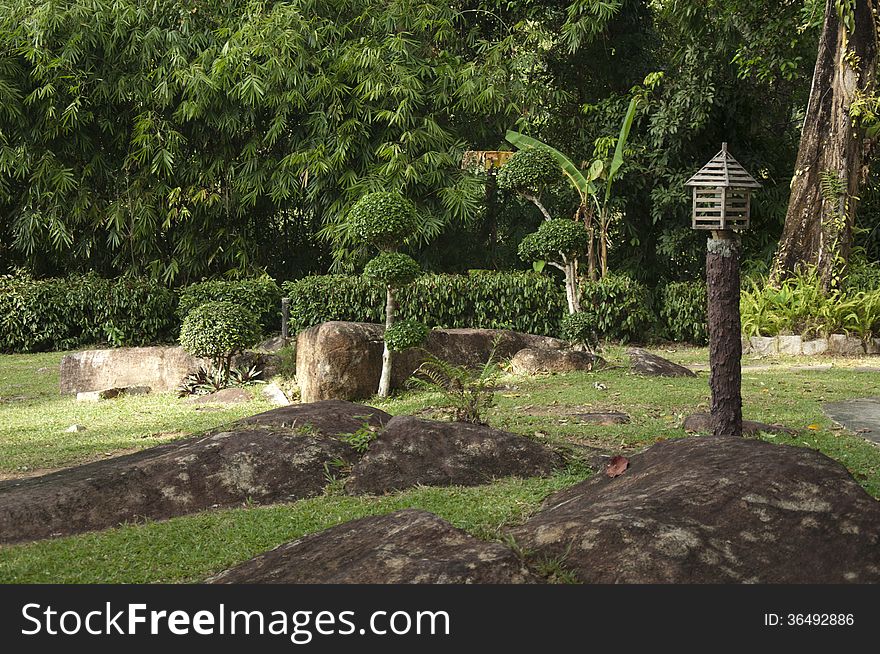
left=377, top=286, right=397, bottom=397
left=771, top=0, right=878, bottom=291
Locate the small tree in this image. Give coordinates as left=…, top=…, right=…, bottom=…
left=518, top=218, right=590, bottom=314
left=496, top=146, right=561, bottom=222
left=348, top=191, right=422, bottom=397
left=179, top=301, right=261, bottom=382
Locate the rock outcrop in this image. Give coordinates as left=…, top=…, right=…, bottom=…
left=509, top=436, right=880, bottom=583
left=209, top=509, right=537, bottom=584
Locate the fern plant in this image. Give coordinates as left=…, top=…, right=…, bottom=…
left=407, top=344, right=501, bottom=425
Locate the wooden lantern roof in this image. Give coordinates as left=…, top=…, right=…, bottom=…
left=685, top=143, right=761, bottom=189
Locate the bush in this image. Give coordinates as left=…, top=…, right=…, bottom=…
left=845, top=256, right=880, bottom=292
left=384, top=319, right=430, bottom=352
left=177, top=276, right=281, bottom=332
left=347, top=192, right=420, bottom=250
left=660, top=281, right=708, bottom=344
left=363, top=252, right=422, bottom=287
left=518, top=218, right=590, bottom=261
left=0, top=272, right=177, bottom=353
left=741, top=272, right=880, bottom=339
left=560, top=312, right=597, bottom=349
left=496, top=147, right=561, bottom=192
left=282, top=271, right=566, bottom=337
left=577, top=274, right=655, bottom=342
left=179, top=301, right=261, bottom=372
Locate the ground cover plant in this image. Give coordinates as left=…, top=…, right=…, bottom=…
left=1, top=347, right=878, bottom=583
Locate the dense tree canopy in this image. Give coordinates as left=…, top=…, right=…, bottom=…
left=1, top=0, right=878, bottom=287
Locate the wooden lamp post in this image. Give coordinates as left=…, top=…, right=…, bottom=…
left=685, top=143, right=761, bottom=438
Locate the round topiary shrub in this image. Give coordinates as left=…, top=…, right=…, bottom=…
left=363, top=252, right=422, bottom=287
left=518, top=218, right=590, bottom=261
left=561, top=312, right=596, bottom=350
left=497, top=147, right=561, bottom=192
left=179, top=300, right=261, bottom=374
left=348, top=191, right=420, bottom=251
left=384, top=319, right=430, bottom=352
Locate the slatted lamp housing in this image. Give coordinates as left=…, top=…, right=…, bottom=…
left=685, top=143, right=761, bottom=231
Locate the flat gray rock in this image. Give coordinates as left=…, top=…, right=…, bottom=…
left=628, top=348, right=697, bottom=377
left=510, top=436, right=880, bottom=583
left=209, top=509, right=537, bottom=584
left=824, top=398, right=880, bottom=445
left=345, top=415, right=564, bottom=495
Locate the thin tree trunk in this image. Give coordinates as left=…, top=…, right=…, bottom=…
left=771, top=0, right=878, bottom=291
left=522, top=192, right=552, bottom=221
left=707, top=232, right=743, bottom=438
left=377, top=285, right=397, bottom=397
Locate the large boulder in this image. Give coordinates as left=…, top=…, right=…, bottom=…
left=345, top=415, right=564, bottom=495
left=60, top=346, right=203, bottom=394
left=628, top=348, right=697, bottom=378
left=60, top=346, right=281, bottom=395
left=510, top=348, right=603, bottom=375
left=0, top=401, right=389, bottom=544
left=239, top=399, right=390, bottom=433
left=296, top=322, right=565, bottom=402
left=209, top=509, right=537, bottom=584
left=510, top=436, right=880, bottom=583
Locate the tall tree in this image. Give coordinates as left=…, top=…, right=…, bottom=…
left=771, top=0, right=878, bottom=290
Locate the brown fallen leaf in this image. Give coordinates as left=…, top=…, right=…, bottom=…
left=606, top=455, right=629, bottom=478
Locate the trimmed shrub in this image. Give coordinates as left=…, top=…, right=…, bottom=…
left=363, top=252, right=421, bottom=287
left=177, top=276, right=281, bottom=331
left=496, top=147, right=561, bottom=193
left=577, top=274, right=655, bottom=343
left=179, top=301, right=261, bottom=372
left=660, top=281, right=708, bottom=345
left=384, top=319, right=430, bottom=352
left=347, top=192, right=420, bottom=251
left=283, top=271, right=566, bottom=337
left=0, top=272, right=177, bottom=353
left=518, top=218, right=590, bottom=261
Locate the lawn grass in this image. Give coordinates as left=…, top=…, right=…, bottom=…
left=0, top=470, right=585, bottom=583
left=1, top=347, right=879, bottom=583
left=0, top=351, right=275, bottom=475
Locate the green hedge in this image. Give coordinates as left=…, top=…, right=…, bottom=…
left=177, top=276, right=282, bottom=331
left=660, top=281, right=708, bottom=345
left=0, top=273, right=178, bottom=353
left=283, top=272, right=566, bottom=336
left=283, top=271, right=656, bottom=341
left=578, top=274, right=655, bottom=342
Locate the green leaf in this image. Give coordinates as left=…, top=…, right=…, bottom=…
left=532, top=260, right=546, bottom=274
left=605, top=95, right=640, bottom=205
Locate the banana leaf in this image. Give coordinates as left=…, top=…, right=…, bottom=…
left=605, top=96, right=640, bottom=205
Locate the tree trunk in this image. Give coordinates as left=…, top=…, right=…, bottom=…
left=559, top=256, right=580, bottom=314
left=377, top=285, right=397, bottom=397
left=707, top=232, right=743, bottom=438
left=771, top=0, right=878, bottom=291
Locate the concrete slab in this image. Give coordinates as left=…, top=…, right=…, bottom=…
left=823, top=398, right=880, bottom=446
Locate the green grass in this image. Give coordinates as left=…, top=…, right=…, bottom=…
left=0, top=352, right=275, bottom=474
left=1, top=347, right=880, bottom=583
left=0, top=471, right=585, bottom=583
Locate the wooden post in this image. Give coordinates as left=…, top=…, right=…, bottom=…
left=281, top=297, right=290, bottom=341
left=706, top=230, right=742, bottom=438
